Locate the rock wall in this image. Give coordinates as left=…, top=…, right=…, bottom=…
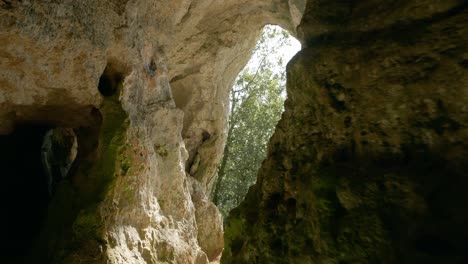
left=0, top=0, right=304, bottom=263
left=224, top=0, right=468, bottom=263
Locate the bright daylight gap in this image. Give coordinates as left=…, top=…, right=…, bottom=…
left=212, top=25, right=301, bottom=217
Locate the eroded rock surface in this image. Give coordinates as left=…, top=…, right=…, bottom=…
left=224, top=0, right=468, bottom=263
left=0, top=0, right=304, bottom=263
left=4, top=0, right=466, bottom=263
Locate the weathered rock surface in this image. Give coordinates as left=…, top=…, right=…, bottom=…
left=0, top=0, right=304, bottom=263
left=41, top=127, right=78, bottom=195
left=4, top=0, right=466, bottom=263
left=224, top=0, right=468, bottom=263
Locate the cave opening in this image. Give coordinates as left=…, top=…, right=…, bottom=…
left=98, top=64, right=124, bottom=97
left=0, top=104, right=109, bottom=264
left=212, top=25, right=301, bottom=217
left=0, top=123, right=78, bottom=263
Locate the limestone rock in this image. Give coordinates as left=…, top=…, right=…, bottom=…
left=41, top=127, right=78, bottom=195
left=0, top=0, right=303, bottom=263
left=190, top=177, right=224, bottom=262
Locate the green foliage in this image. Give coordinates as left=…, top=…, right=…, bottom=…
left=213, top=25, right=297, bottom=217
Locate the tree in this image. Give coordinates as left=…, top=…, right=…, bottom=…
left=212, top=25, right=297, bottom=217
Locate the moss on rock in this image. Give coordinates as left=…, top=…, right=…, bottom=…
left=223, top=1, right=468, bottom=263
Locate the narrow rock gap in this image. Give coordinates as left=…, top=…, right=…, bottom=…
left=212, top=25, right=301, bottom=217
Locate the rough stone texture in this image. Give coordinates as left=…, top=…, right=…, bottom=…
left=41, top=127, right=78, bottom=195
left=224, top=0, right=468, bottom=263
left=0, top=0, right=304, bottom=263
left=190, top=177, right=224, bottom=262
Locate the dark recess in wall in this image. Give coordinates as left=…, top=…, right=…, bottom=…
left=0, top=124, right=52, bottom=263
left=98, top=63, right=125, bottom=97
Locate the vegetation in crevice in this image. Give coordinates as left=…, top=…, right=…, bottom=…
left=212, top=25, right=299, bottom=217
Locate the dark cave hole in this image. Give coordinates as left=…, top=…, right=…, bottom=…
left=98, top=65, right=123, bottom=97
left=98, top=72, right=116, bottom=96
left=414, top=234, right=456, bottom=256
left=0, top=124, right=77, bottom=262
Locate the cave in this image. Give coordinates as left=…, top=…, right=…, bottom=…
left=1, top=0, right=467, bottom=263
left=0, top=106, right=111, bottom=263
left=0, top=114, right=105, bottom=263
left=98, top=64, right=125, bottom=97
left=0, top=124, right=78, bottom=262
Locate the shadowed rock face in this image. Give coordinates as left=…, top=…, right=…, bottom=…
left=223, top=0, right=468, bottom=263
left=41, top=128, right=78, bottom=195
left=0, top=124, right=51, bottom=263
left=0, top=0, right=304, bottom=263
